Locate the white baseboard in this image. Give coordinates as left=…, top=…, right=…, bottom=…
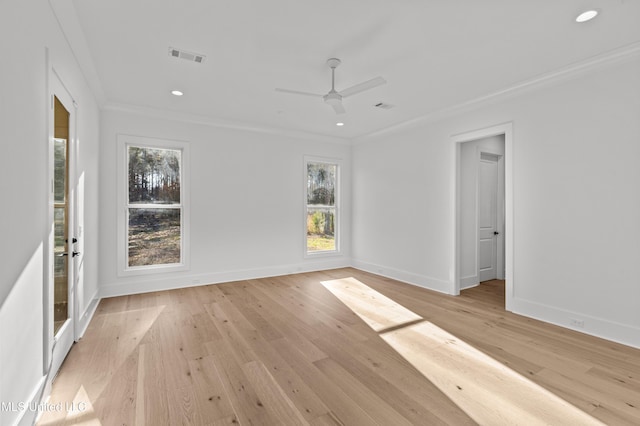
left=510, top=297, right=640, bottom=349
left=99, top=258, right=351, bottom=298
left=7, top=376, right=46, bottom=426
left=460, top=275, right=479, bottom=290
left=96, top=258, right=639, bottom=350
left=77, top=294, right=100, bottom=339
left=351, top=259, right=452, bottom=294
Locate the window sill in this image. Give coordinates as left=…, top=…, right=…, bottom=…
left=118, top=262, right=188, bottom=277
left=304, top=250, right=343, bottom=259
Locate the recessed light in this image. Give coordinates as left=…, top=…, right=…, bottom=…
left=576, top=10, right=598, bottom=23
left=336, top=122, right=344, bottom=127
left=171, top=90, right=184, bottom=96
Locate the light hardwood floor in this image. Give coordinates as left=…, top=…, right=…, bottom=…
left=38, top=268, right=640, bottom=425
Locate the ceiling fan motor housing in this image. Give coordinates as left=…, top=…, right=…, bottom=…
left=326, top=58, right=341, bottom=68
left=324, top=91, right=342, bottom=105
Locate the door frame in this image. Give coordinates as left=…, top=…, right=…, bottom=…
left=451, top=122, right=514, bottom=311
left=44, top=60, right=79, bottom=388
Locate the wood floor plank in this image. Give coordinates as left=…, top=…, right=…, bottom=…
left=187, top=355, right=237, bottom=422
left=40, top=268, right=640, bottom=426
left=311, top=333, right=475, bottom=425
left=272, top=337, right=382, bottom=426
left=312, top=356, right=415, bottom=426
left=203, top=340, right=274, bottom=426
left=141, top=341, right=171, bottom=425
left=242, top=360, right=310, bottom=425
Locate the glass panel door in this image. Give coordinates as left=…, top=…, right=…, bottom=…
left=53, top=96, right=69, bottom=335
left=48, top=70, right=77, bottom=386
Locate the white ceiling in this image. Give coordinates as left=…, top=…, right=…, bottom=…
left=60, top=0, right=640, bottom=140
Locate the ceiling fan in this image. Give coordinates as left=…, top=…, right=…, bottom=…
left=276, top=58, right=386, bottom=115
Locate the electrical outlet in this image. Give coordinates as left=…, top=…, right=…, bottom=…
left=570, top=318, right=584, bottom=328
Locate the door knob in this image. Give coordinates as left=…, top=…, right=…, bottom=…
left=57, top=251, right=81, bottom=257
left=494, top=231, right=500, bottom=235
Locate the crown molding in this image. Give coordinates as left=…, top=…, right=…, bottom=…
left=49, top=0, right=106, bottom=105
left=102, top=102, right=351, bottom=145
left=353, top=41, right=640, bottom=144
left=50, top=0, right=640, bottom=146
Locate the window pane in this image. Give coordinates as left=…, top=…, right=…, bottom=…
left=128, top=146, right=181, bottom=204
left=307, top=207, right=335, bottom=252
left=54, top=139, right=66, bottom=203
left=306, top=161, right=338, bottom=253
left=307, top=163, right=336, bottom=206
left=128, top=208, right=181, bottom=267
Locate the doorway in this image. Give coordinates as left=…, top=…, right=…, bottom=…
left=47, top=69, right=78, bottom=379
left=452, top=123, right=513, bottom=311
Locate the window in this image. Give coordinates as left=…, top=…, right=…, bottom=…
left=118, top=135, right=189, bottom=274
left=305, top=157, right=340, bottom=255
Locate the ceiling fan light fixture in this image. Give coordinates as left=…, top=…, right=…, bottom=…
left=171, top=90, right=184, bottom=96
left=575, top=10, right=598, bottom=23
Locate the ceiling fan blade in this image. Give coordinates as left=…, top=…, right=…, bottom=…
left=331, top=102, right=346, bottom=114
left=275, top=88, right=323, bottom=98
left=339, top=76, right=386, bottom=98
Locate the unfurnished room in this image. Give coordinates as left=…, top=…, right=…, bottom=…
left=1, top=1, right=640, bottom=425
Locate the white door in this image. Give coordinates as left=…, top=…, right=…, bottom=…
left=478, top=153, right=499, bottom=282
left=48, top=70, right=77, bottom=377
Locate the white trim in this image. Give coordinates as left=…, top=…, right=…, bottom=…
left=460, top=275, right=479, bottom=290
left=76, top=293, right=100, bottom=338
left=46, top=62, right=78, bottom=387
left=10, top=375, right=46, bottom=426
left=354, top=41, right=640, bottom=143
left=451, top=123, right=514, bottom=311
left=351, top=259, right=451, bottom=294
left=99, top=259, right=351, bottom=298
left=116, top=134, right=191, bottom=276
left=95, top=258, right=640, bottom=350
left=104, top=102, right=350, bottom=145
left=43, top=47, right=52, bottom=378
left=304, top=156, right=342, bottom=258
left=48, top=0, right=106, bottom=105
left=510, top=297, right=640, bottom=350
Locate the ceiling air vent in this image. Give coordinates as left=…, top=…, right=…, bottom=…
left=374, top=102, right=394, bottom=110
left=168, top=47, right=206, bottom=64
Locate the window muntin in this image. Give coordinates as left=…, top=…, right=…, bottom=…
left=306, top=159, right=339, bottom=254
left=118, top=135, right=189, bottom=275
left=126, top=145, right=182, bottom=268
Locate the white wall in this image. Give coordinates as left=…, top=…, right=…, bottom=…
left=352, top=55, right=640, bottom=348
left=460, top=135, right=505, bottom=288
left=1, top=10, right=637, bottom=426
left=99, top=110, right=351, bottom=296
left=0, top=2, right=101, bottom=425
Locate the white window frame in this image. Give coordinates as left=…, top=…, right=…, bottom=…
left=304, top=156, right=341, bottom=257
left=117, top=134, right=190, bottom=276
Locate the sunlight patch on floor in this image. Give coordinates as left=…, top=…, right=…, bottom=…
left=320, top=276, right=423, bottom=332
left=321, top=277, right=605, bottom=426
left=39, top=385, right=101, bottom=426
left=65, top=385, right=100, bottom=426
left=38, top=305, right=165, bottom=425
